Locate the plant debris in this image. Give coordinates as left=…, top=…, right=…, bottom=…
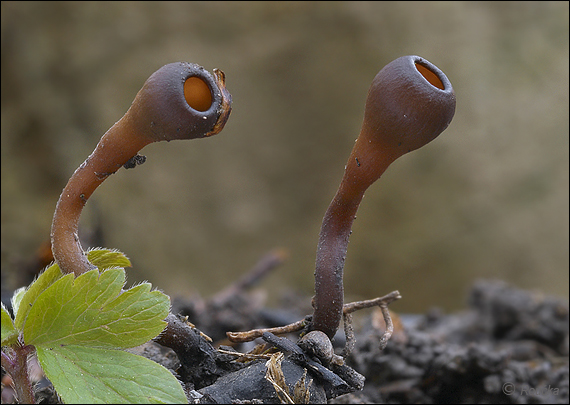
left=4, top=279, right=567, bottom=404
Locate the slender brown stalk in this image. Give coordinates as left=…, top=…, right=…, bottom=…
left=312, top=56, right=456, bottom=338
left=51, top=63, right=231, bottom=276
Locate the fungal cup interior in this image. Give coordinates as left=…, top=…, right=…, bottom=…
left=415, top=63, right=445, bottom=90
left=184, top=76, right=213, bottom=112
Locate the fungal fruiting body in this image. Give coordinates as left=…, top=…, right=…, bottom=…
left=51, top=63, right=232, bottom=276
left=312, top=55, right=456, bottom=339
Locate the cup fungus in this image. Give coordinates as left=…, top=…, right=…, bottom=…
left=311, top=55, right=456, bottom=339
left=51, top=62, right=232, bottom=276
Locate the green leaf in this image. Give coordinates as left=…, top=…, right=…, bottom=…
left=37, top=345, right=187, bottom=404
left=1, top=303, right=18, bottom=346
left=24, top=268, right=169, bottom=349
left=13, top=248, right=129, bottom=332
left=10, top=286, right=27, bottom=318
left=14, top=262, right=64, bottom=330
left=12, top=248, right=179, bottom=403
left=87, top=248, right=131, bottom=270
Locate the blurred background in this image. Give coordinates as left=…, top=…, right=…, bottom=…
left=2, top=1, right=568, bottom=313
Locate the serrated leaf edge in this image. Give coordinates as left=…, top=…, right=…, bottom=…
left=25, top=268, right=168, bottom=349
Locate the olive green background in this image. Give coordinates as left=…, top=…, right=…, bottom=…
left=2, top=2, right=568, bottom=312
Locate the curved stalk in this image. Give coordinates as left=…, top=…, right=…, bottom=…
left=51, top=63, right=232, bottom=276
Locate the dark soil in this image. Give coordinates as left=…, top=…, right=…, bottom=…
left=163, top=279, right=568, bottom=404
left=5, top=279, right=569, bottom=404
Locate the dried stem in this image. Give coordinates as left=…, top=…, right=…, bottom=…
left=341, top=312, right=355, bottom=358
left=216, top=348, right=273, bottom=361
left=342, top=290, right=401, bottom=315
left=211, top=248, right=288, bottom=306
left=227, top=318, right=308, bottom=343
left=343, top=290, right=401, bottom=353
left=377, top=304, right=395, bottom=350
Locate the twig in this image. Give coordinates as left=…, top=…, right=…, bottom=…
left=260, top=332, right=350, bottom=396
left=342, top=290, right=401, bottom=314
left=342, top=290, right=401, bottom=352
left=377, top=304, right=394, bottom=350
left=227, top=318, right=308, bottom=343
left=341, top=312, right=355, bottom=358
left=216, top=348, right=273, bottom=361
left=211, top=248, right=288, bottom=306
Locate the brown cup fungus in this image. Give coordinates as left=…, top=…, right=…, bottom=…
left=311, top=55, right=456, bottom=339
left=51, top=62, right=232, bottom=276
